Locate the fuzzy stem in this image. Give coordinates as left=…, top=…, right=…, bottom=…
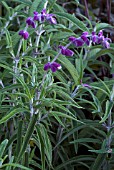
left=106, top=85, right=114, bottom=152
left=107, top=0, right=111, bottom=24
left=0, top=79, right=4, bottom=88
left=16, top=39, right=23, bottom=58
left=84, top=0, right=90, bottom=19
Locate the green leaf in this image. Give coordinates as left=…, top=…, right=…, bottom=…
left=17, top=114, right=38, bottom=162
left=16, top=121, right=23, bottom=157
left=1, top=1, right=11, bottom=15
left=70, top=138, right=101, bottom=144
left=55, top=156, right=95, bottom=170
left=89, top=149, right=107, bottom=154
left=59, top=56, right=79, bottom=85
left=55, top=12, right=89, bottom=32
left=1, top=163, right=31, bottom=170
left=0, top=139, right=8, bottom=158
left=12, top=0, right=32, bottom=6
left=96, top=23, right=113, bottom=32
left=91, top=154, right=107, bottom=170
left=12, top=74, right=32, bottom=100
left=100, top=100, right=113, bottom=123
left=0, top=108, right=28, bottom=124
left=6, top=156, right=14, bottom=170
left=36, top=126, right=45, bottom=170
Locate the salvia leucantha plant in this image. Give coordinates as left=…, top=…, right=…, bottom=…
left=0, top=0, right=114, bottom=170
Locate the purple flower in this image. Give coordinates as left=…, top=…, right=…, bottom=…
left=69, top=36, right=77, bottom=42
left=26, top=17, right=36, bottom=28
left=33, top=9, right=57, bottom=24
left=81, top=32, right=90, bottom=45
left=41, top=8, right=47, bottom=21
left=69, top=36, right=84, bottom=47
left=59, top=46, right=74, bottom=56
left=102, top=38, right=111, bottom=48
left=74, top=37, right=85, bottom=47
left=91, top=31, right=98, bottom=43
left=97, top=30, right=104, bottom=44
left=46, top=14, right=57, bottom=24
left=51, top=62, right=61, bottom=72
left=33, top=11, right=43, bottom=22
left=19, top=30, right=29, bottom=40
left=98, top=30, right=103, bottom=37
left=33, top=11, right=40, bottom=21
left=44, top=62, right=51, bottom=71
left=33, top=9, right=47, bottom=22
left=44, top=62, right=61, bottom=72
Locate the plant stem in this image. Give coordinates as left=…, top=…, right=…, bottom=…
left=84, top=0, right=90, bottom=19
left=107, top=0, right=111, bottom=24
left=107, top=112, right=112, bottom=150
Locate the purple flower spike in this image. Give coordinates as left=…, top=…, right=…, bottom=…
left=44, top=62, right=61, bottom=72
left=26, top=17, right=36, bottom=28
left=59, top=46, right=74, bottom=56
left=19, top=30, right=29, bottom=40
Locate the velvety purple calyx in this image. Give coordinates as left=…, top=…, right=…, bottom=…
left=69, top=36, right=77, bottom=42
left=33, top=11, right=40, bottom=21
left=44, top=62, right=51, bottom=71
left=19, top=30, right=29, bottom=40
left=59, top=46, right=74, bottom=56
left=81, top=32, right=88, bottom=41
left=50, top=62, right=61, bottom=72
left=26, top=17, right=36, bottom=28
left=44, top=62, right=61, bottom=72
left=74, top=37, right=85, bottom=47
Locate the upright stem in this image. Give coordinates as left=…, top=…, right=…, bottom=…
left=106, top=85, right=114, bottom=151
left=84, top=0, right=90, bottom=19
left=107, top=0, right=111, bottom=24
left=107, top=112, right=112, bottom=150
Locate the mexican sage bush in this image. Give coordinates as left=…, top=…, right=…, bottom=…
left=0, top=0, right=114, bottom=170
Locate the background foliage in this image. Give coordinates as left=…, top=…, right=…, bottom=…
left=0, top=0, right=114, bottom=169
